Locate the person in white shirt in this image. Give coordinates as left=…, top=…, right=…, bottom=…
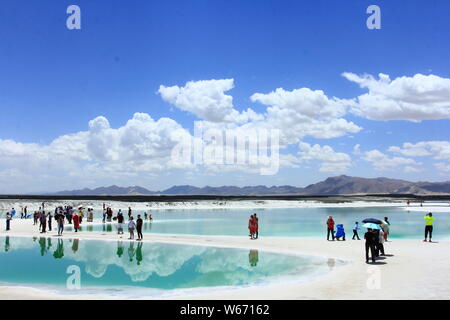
left=128, top=217, right=136, bottom=240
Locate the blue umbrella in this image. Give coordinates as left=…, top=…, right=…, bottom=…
left=362, top=223, right=381, bottom=230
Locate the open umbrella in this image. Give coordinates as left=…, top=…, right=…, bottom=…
left=362, top=218, right=383, bottom=224
left=362, top=223, right=381, bottom=230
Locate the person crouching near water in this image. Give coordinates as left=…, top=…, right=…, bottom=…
left=326, top=216, right=335, bottom=241
left=364, top=228, right=377, bottom=263
left=128, top=216, right=136, bottom=240
left=72, top=212, right=80, bottom=232
left=335, top=224, right=345, bottom=241
left=352, top=222, right=361, bottom=240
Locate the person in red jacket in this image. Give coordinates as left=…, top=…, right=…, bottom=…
left=248, top=215, right=256, bottom=240
left=327, top=216, right=335, bottom=241
left=73, top=213, right=80, bottom=233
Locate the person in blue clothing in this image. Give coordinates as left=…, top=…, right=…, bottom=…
left=352, top=222, right=361, bottom=240
left=335, top=224, right=346, bottom=241
left=11, top=208, right=16, bottom=218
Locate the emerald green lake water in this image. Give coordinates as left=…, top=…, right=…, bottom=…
left=0, top=236, right=342, bottom=297
left=65, top=206, right=450, bottom=239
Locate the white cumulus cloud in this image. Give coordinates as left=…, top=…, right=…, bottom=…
left=297, top=142, right=352, bottom=173
left=343, top=72, right=450, bottom=121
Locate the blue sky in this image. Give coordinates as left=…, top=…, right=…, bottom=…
left=0, top=0, right=449, bottom=192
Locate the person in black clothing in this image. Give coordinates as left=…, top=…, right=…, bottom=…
left=117, top=212, right=125, bottom=235
left=40, top=212, right=47, bottom=233
left=364, top=229, right=377, bottom=263
left=48, top=212, right=53, bottom=231
left=136, top=215, right=143, bottom=241
left=128, top=207, right=132, bottom=219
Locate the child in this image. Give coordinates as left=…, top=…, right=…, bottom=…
left=335, top=224, right=346, bottom=241
left=352, top=222, right=361, bottom=240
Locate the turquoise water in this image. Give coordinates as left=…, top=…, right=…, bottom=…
left=0, top=236, right=341, bottom=296
left=64, top=207, right=450, bottom=239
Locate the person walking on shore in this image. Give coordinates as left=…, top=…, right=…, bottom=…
left=327, top=216, right=335, bottom=241
left=128, top=217, right=136, bottom=240
left=364, top=228, right=377, bottom=263
left=424, top=212, right=435, bottom=242
left=136, top=215, right=143, bottom=241
left=352, top=222, right=361, bottom=240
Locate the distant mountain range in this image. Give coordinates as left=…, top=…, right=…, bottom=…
left=51, top=175, right=450, bottom=196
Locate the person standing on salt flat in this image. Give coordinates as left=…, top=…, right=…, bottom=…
left=56, top=210, right=65, bottom=236
left=72, top=212, right=80, bottom=233
left=364, top=228, right=377, bottom=264
left=40, top=211, right=47, bottom=233
left=5, top=212, right=11, bottom=231
left=253, top=214, right=259, bottom=239
left=424, top=212, right=435, bottom=242
left=248, top=215, right=256, bottom=240
left=382, top=217, right=390, bottom=241
left=136, top=215, right=143, bottom=241
left=48, top=211, right=53, bottom=232
left=128, top=216, right=136, bottom=240
left=327, top=216, right=335, bottom=241
left=117, top=211, right=125, bottom=235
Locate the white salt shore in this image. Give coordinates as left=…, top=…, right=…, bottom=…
left=1, top=198, right=449, bottom=212
left=1, top=216, right=450, bottom=300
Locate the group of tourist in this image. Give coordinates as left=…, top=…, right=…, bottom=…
left=113, top=210, right=144, bottom=241
left=1, top=204, right=440, bottom=261
left=3, top=203, right=152, bottom=243
left=326, top=216, right=391, bottom=242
